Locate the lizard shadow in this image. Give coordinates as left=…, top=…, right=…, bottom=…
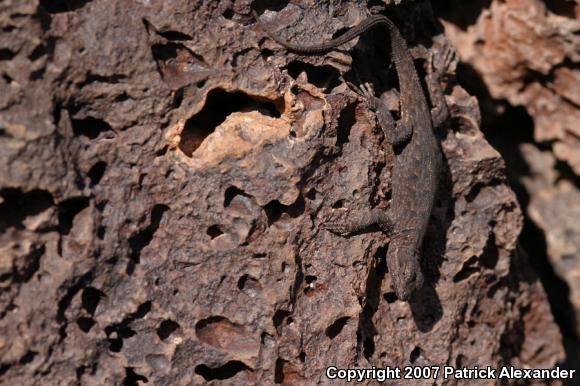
left=410, top=150, right=455, bottom=332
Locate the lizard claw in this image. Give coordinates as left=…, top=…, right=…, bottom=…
left=347, top=81, right=379, bottom=110
left=429, top=42, right=457, bottom=79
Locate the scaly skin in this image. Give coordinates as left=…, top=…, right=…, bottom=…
left=254, top=12, right=448, bottom=301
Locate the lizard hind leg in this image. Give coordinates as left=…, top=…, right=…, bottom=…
left=325, top=208, right=393, bottom=236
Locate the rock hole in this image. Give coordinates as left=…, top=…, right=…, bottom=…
left=206, top=225, right=223, bottom=239
left=481, top=232, right=499, bottom=269
left=75, top=365, right=88, bottom=380
left=77, top=317, right=96, bottom=332
left=57, top=197, right=90, bottom=235
left=105, top=301, right=151, bottom=351
left=39, top=0, right=92, bottom=13
left=305, top=275, right=317, bottom=284
left=337, top=102, right=357, bottom=146
left=383, top=292, right=398, bottom=303
left=30, top=67, right=46, bottom=81
left=96, top=226, right=106, bottom=240
left=305, top=188, right=316, bottom=200
left=224, top=186, right=250, bottom=207
left=325, top=316, right=350, bottom=339
left=106, top=329, right=124, bottom=352
left=179, top=88, right=282, bottom=157
left=299, top=351, right=306, bottom=362
left=71, top=116, right=113, bottom=139
left=172, top=88, right=184, bottom=108
left=114, top=92, right=129, bottom=102
left=409, top=346, right=422, bottom=363
left=260, top=48, right=274, bottom=59
left=29, top=42, right=51, bottom=61
left=156, top=146, right=169, bottom=158
left=19, top=350, right=37, bottom=365
left=123, top=367, right=149, bottom=386
left=134, top=301, right=152, bottom=319
left=128, top=204, right=169, bottom=265
left=106, top=312, right=149, bottom=351
left=195, top=361, right=252, bottom=382
left=157, top=319, right=180, bottom=340
left=81, top=286, right=105, bottom=315
left=0, top=188, right=54, bottom=231
left=156, top=30, right=192, bottom=41
left=452, top=255, right=479, bottom=283
left=125, top=260, right=137, bottom=276
left=274, top=358, right=285, bottom=384
left=272, top=310, right=291, bottom=332
left=0, top=48, right=15, bottom=61
left=237, top=274, right=248, bottom=289
left=331, top=200, right=344, bottom=209
left=222, top=9, right=234, bottom=19
left=486, top=279, right=507, bottom=299
left=545, top=0, right=577, bottom=18
left=88, top=161, right=107, bottom=186
left=263, top=200, right=286, bottom=224
left=287, top=61, right=341, bottom=91
left=263, top=195, right=305, bottom=225
left=56, top=272, right=92, bottom=338
left=237, top=274, right=261, bottom=292
left=81, top=73, right=123, bottom=86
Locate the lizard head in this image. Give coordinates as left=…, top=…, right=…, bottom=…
left=388, top=252, right=424, bottom=301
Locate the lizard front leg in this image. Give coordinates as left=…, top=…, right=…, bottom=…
left=348, top=82, right=412, bottom=146
left=426, top=43, right=457, bottom=128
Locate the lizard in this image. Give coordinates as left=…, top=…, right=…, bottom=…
left=252, top=11, right=453, bottom=301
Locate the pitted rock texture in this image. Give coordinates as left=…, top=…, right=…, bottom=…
left=435, top=0, right=580, bottom=367
left=436, top=0, right=580, bottom=175
left=0, top=0, right=564, bottom=385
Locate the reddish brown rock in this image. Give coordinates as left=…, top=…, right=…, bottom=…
left=0, top=0, right=564, bottom=385
left=439, top=0, right=580, bottom=175
left=520, top=144, right=580, bottom=336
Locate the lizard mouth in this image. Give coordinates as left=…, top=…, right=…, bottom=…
left=394, top=270, right=423, bottom=301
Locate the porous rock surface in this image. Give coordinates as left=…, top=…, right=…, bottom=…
left=0, top=0, right=564, bottom=385
left=437, top=0, right=580, bottom=353
left=438, top=0, right=580, bottom=175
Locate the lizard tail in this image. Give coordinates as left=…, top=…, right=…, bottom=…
left=252, top=11, right=399, bottom=55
